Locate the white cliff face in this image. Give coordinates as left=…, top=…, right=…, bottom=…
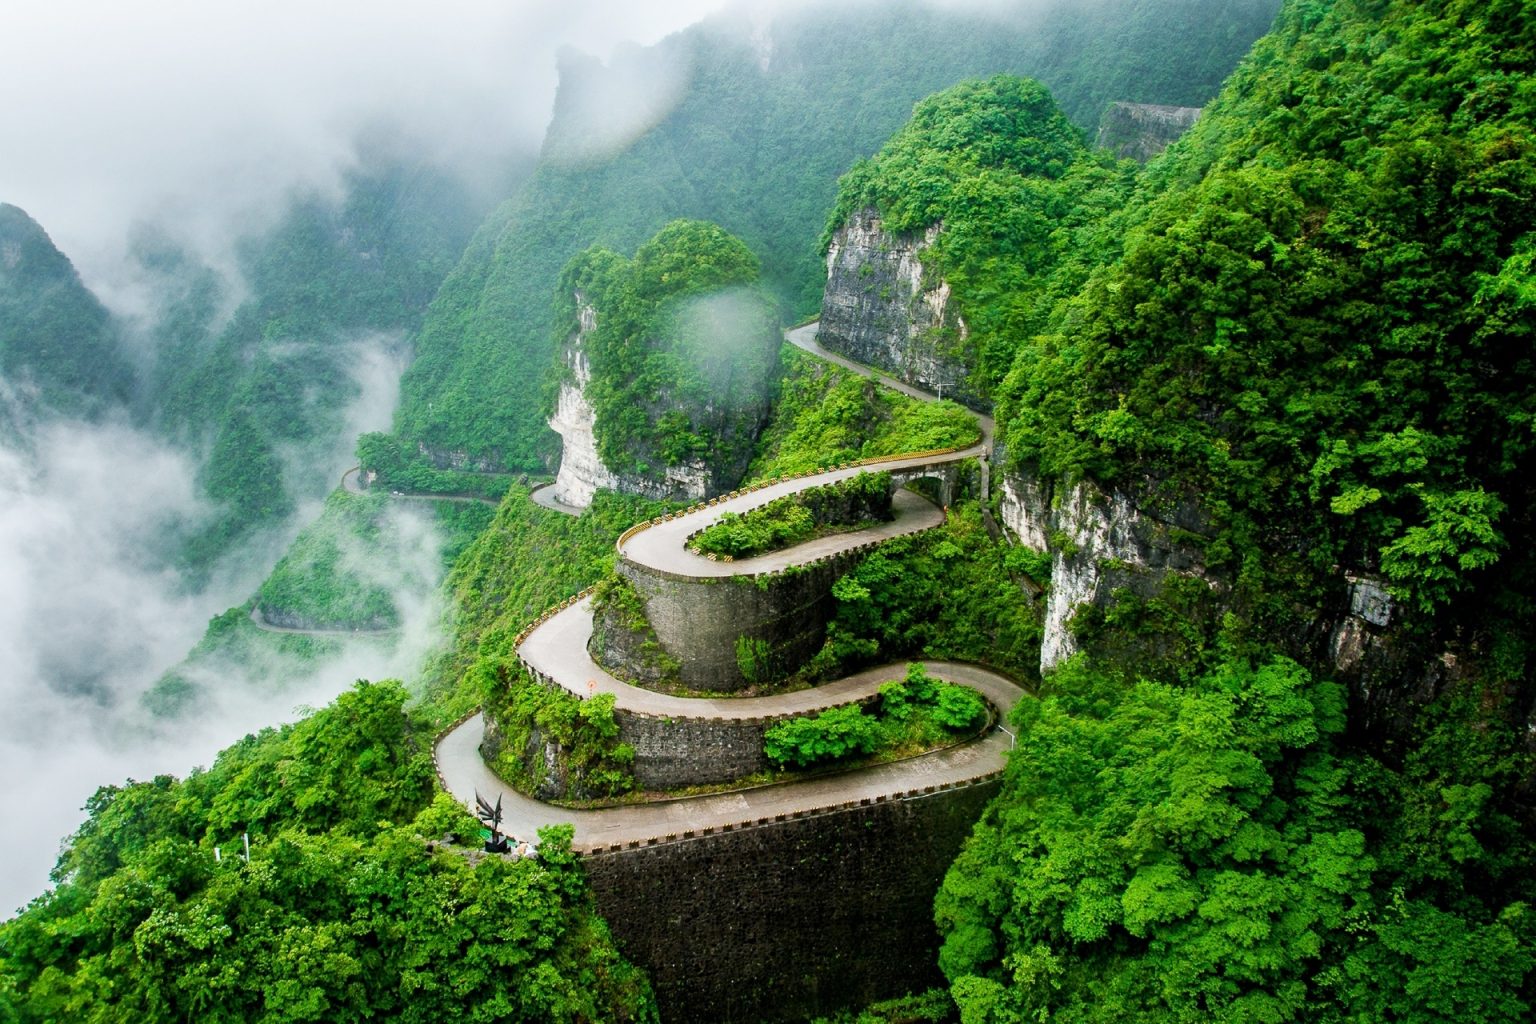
left=998, top=469, right=1215, bottom=674
left=549, top=302, right=712, bottom=508
left=549, top=346, right=618, bottom=508
left=819, top=208, right=982, bottom=408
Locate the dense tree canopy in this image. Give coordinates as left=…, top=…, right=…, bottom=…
left=937, top=655, right=1535, bottom=1023
left=825, top=75, right=1138, bottom=395
left=551, top=220, right=781, bottom=481
left=997, top=0, right=1536, bottom=641
left=0, top=682, right=657, bottom=1023
left=392, top=0, right=1277, bottom=469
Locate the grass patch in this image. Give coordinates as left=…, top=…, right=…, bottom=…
left=690, top=471, right=894, bottom=559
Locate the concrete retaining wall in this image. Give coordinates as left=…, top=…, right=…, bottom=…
left=615, top=548, right=872, bottom=691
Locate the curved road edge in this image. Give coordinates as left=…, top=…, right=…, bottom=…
left=433, top=661, right=1024, bottom=852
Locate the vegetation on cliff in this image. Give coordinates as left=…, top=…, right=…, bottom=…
left=389, top=0, right=1277, bottom=471
left=998, top=0, right=1536, bottom=650
left=691, top=471, right=893, bottom=560
left=354, top=432, right=512, bottom=500
left=255, top=490, right=492, bottom=631
left=845, top=0, right=1536, bottom=1018
left=0, top=204, right=132, bottom=423
left=552, top=220, right=781, bottom=483
left=823, top=76, right=1135, bottom=393
left=747, top=347, right=979, bottom=478
left=145, top=158, right=487, bottom=574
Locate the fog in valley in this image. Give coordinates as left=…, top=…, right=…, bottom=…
left=0, top=0, right=754, bottom=915
left=0, top=0, right=1043, bottom=914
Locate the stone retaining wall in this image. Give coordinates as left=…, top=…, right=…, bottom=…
left=583, top=777, right=1001, bottom=1023
left=614, top=547, right=874, bottom=691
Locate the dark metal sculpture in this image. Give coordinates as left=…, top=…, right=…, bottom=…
left=474, top=790, right=511, bottom=853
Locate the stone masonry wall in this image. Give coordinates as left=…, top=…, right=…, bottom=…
left=615, top=697, right=874, bottom=789
left=582, top=778, right=1001, bottom=1023
left=613, top=543, right=881, bottom=691
left=511, top=650, right=885, bottom=790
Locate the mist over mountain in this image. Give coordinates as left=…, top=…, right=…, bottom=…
left=24, top=5, right=1523, bottom=1023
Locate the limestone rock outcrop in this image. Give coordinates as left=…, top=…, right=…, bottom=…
left=998, top=469, right=1218, bottom=674
left=548, top=300, right=713, bottom=508
left=1095, top=102, right=1202, bottom=162
left=818, top=207, right=987, bottom=411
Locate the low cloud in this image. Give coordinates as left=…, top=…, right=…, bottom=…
left=0, top=0, right=727, bottom=306
left=0, top=332, right=435, bottom=916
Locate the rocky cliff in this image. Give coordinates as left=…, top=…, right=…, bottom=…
left=1094, top=102, right=1202, bottom=161
left=998, top=469, right=1219, bottom=674
left=999, top=464, right=1462, bottom=735
left=818, top=207, right=988, bottom=411
left=548, top=298, right=714, bottom=508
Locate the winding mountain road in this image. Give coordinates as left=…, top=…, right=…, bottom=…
left=530, top=482, right=585, bottom=517
left=433, top=321, right=1024, bottom=851
left=341, top=466, right=503, bottom=507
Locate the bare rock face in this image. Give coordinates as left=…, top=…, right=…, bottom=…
left=548, top=301, right=711, bottom=509
left=1002, top=464, right=1461, bottom=739
left=1095, top=102, right=1202, bottom=162
left=998, top=469, right=1217, bottom=674
left=819, top=207, right=987, bottom=410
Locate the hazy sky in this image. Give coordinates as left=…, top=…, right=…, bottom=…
left=0, top=0, right=732, bottom=293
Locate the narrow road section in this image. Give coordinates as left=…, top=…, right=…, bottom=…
left=431, top=321, right=1024, bottom=851
left=341, top=466, right=503, bottom=507
left=248, top=605, right=397, bottom=636
left=530, top=481, right=584, bottom=517
left=435, top=662, right=1023, bottom=851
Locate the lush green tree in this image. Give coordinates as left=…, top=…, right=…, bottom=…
left=551, top=220, right=781, bottom=483
left=0, top=204, right=132, bottom=423
left=392, top=0, right=1276, bottom=470
left=937, top=655, right=1534, bottom=1023
left=0, top=684, right=657, bottom=1023
left=824, top=76, right=1139, bottom=394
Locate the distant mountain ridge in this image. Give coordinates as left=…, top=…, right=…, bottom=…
left=0, top=203, right=131, bottom=425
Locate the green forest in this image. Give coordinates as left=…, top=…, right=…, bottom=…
left=6, top=0, right=1535, bottom=1021
left=390, top=0, right=1278, bottom=471
left=551, top=220, right=780, bottom=483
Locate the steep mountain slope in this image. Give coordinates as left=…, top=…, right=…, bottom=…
left=546, top=220, right=781, bottom=505
left=0, top=204, right=132, bottom=424
left=392, top=0, right=1280, bottom=471
left=144, top=156, right=494, bottom=573
left=912, top=0, right=1536, bottom=1018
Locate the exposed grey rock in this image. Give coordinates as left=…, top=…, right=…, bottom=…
left=1095, top=102, right=1202, bottom=161
left=998, top=469, right=1216, bottom=673
left=819, top=207, right=987, bottom=411
left=548, top=299, right=712, bottom=508
left=1347, top=574, right=1394, bottom=627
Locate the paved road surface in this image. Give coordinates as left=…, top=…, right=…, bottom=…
left=530, top=482, right=584, bottom=517
left=341, top=466, right=501, bottom=507
left=519, top=598, right=1021, bottom=720
left=621, top=485, right=943, bottom=578
left=248, top=605, right=397, bottom=636
left=435, top=661, right=1022, bottom=851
